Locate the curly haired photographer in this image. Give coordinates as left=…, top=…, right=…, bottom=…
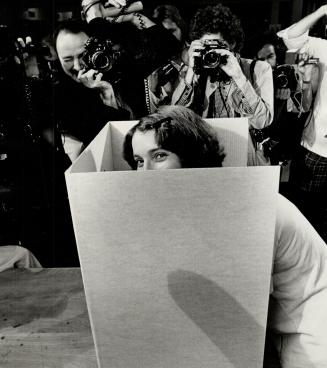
left=54, top=0, right=180, bottom=161
left=171, top=3, right=274, bottom=166
left=277, top=5, right=327, bottom=243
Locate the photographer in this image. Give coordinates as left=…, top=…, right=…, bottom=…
left=277, top=5, right=327, bottom=243
left=55, top=0, right=180, bottom=160
left=249, top=32, right=318, bottom=164
left=146, top=4, right=189, bottom=112
left=171, top=3, right=274, bottom=166
left=0, top=26, right=78, bottom=267
left=271, top=55, right=318, bottom=163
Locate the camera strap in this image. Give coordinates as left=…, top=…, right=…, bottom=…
left=249, top=59, right=257, bottom=85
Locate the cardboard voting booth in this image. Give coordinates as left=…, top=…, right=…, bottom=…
left=65, top=118, right=280, bottom=368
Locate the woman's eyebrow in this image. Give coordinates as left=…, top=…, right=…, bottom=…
left=133, top=148, right=165, bottom=159
left=149, top=148, right=166, bottom=154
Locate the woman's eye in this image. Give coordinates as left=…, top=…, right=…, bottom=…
left=154, top=152, right=168, bottom=161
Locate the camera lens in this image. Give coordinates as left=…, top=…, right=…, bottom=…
left=276, top=73, right=288, bottom=88
left=92, top=52, right=112, bottom=72
left=203, top=50, right=220, bottom=68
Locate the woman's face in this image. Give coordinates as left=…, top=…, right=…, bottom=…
left=131, top=130, right=182, bottom=170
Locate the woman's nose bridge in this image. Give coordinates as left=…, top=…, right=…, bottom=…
left=143, top=159, right=153, bottom=171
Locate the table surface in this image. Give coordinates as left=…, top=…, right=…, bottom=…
left=0, top=268, right=98, bottom=368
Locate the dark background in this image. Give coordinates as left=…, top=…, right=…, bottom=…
left=1, top=0, right=327, bottom=42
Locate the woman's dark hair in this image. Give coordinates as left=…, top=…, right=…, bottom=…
left=189, top=4, right=244, bottom=53
left=123, top=105, right=225, bottom=170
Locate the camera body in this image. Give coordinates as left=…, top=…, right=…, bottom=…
left=81, top=37, right=121, bottom=77
left=194, top=39, right=229, bottom=74
left=273, top=64, right=298, bottom=91
left=274, top=57, right=319, bottom=91
left=156, top=61, right=179, bottom=87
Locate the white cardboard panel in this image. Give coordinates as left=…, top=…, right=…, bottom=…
left=66, top=163, right=280, bottom=368
left=66, top=118, right=249, bottom=173
left=69, top=121, right=113, bottom=173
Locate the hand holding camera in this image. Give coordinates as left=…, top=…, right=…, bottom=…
left=81, top=0, right=143, bottom=23
left=273, top=51, right=319, bottom=100
left=273, top=64, right=298, bottom=92
left=77, top=68, right=120, bottom=109
left=15, top=37, right=41, bottom=78
left=80, top=37, right=122, bottom=85
left=275, top=87, right=291, bottom=100
left=297, top=55, right=319, bottom=85
left=187, top=39, right=243, bottom=83
left=217, top=48, right=243, bottom=82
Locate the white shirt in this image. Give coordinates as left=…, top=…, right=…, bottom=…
left=277, top=29, right=327, bottom=157
left=270, top=194, right=327, bottom=367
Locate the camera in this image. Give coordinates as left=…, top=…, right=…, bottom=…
left=194, top=39, right=229, bottom=73
left=156, top=61, right=179, bottom=87
left=274, top=57, right=319, bottom=91
left=81, top=37, right=121, bottom=80
left=193, top=39, right=230, bottom=82
left=273, top=64, right=298, bottom=91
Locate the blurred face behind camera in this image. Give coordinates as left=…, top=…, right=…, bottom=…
left=56, top=30, right=89, bottom=82
left=257, top=44, right=277, bottom=68
left=162, top=18, right=182, bottom=41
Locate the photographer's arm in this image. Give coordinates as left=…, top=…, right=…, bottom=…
left=15, top=37, right=40, bottom=78
left=292, top=61, right=316, bottom=113
left=83, top=0, right=155, bottom=28
left=78, top=69, right=132, bottom=114
left=83, top=1, right=181, bottom=80
left=300, top=82, right=313, bottom=113
left=278, top=6, right=327, bottom=57
left=106, top=11, right=155, bottom=29
left=171, top=41, right=202, bottom=107
left=280, top=6, right=327, bottom=39
left=227, top=59, right=274, bottom=129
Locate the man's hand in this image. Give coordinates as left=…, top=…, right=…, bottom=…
left=15, top=37, right=40, bottom=78
left=275, top=88, right=291, bottom=100
left=104, top=0, right=126, bottom=8
left=187, top=40, right=203, bottom=71
left=297, top=59, right=315, bottom=83
left=77, top=68, right=107, bottom=89
left=77, top=69, right=119, bottom=109
left=82, top=0, right=127, bottom=22
left=184, top=40, right=246, bottom=85
left=296, top=49, right=320, bottom=92
left=182, top=40, right=203, bottom=85
left=217, top=49, right=244, bottom=80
